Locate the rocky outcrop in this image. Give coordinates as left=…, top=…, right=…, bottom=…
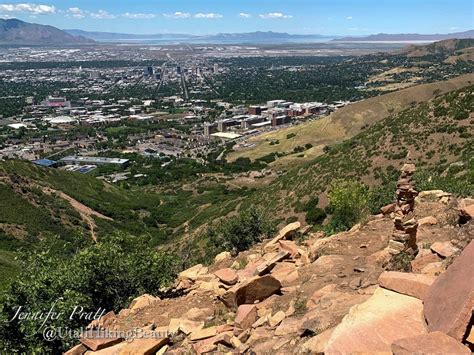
left=64, top=194, right=473, bottom=354
left=325, top=287, right=427, bottom=353
left=391, top=331, right=471, bottom=354
left=423, top=240, right=474, bottom=341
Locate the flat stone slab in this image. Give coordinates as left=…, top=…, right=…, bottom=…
left=325, top=287, right=427, bottom=354
left=424, top=240, right=474, bottom=341
left=378, top=271, right=436, bottom=300
left=391, top=331, right=470, bottom=354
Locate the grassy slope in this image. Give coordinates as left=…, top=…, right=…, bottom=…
left=242, top=84, right=474, bottom=221
left=227, top=73, right=474, bottom=168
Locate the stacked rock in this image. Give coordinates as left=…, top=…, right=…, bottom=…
left=387, top=156, right=419, bottom=256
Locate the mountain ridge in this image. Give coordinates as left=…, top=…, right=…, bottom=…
left=335, top=30, right=474, bottom=42
left=0, top=18, right=94, bottom=45
left=64, top=29, right=332, bottom=42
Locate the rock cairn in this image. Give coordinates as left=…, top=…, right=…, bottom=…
left=387, top=156, right=419, bottom=257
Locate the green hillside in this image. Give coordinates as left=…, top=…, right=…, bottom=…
left=243, top=84, right=474, bottom=223
left=0, top=83, right=473, bottom=291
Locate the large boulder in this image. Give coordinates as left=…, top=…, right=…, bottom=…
left=325, top=287, right=427, bottom=354
left=378, top=271, right=436, bottom=300
left=221, top=275, right=281, bottom=308
left=423, top=240, right=474, bottom=341
left=391, top=331, right=470, bottom=354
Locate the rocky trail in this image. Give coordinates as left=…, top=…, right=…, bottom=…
left=65, top=183, right=474, bottom=354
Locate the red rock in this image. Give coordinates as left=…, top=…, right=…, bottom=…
left=424, top=240, right=474, bottom=341
left=264, top=222, right=300, bottom=250
left=325, top=288, right=427, bottom=353
left=278, top=240, right=300, bottom=257
left=221, top=275, right=281, bottom=308
left=216, top=324, right=233, bottom=334
left=378, top=271, right=436, bottom=300
left=430, top=241, right=458, bottom=258
left=119, top=338, right=169, bottom=355
left=300, top=328, right=335, bottom=353
left=380, top=203, right=396, bottom=215
left=255, top=250, right=290, bottom=276
left=214, top=268, right=238, bottom=285
left=271, top=262, right=299, bottom=287
left=391, top=331, right=470, bottom=354
left=274, top=318, right=300, bottom=336
left=421, top=261, right=445, bottom=276
left=460, top=204, right=474, bottom=221
left=418, top=216, right=438, bottom=226
left=234, top=304, right=257, bottom=332
left=80, top=336, right=123, bottom=351
left=129, top=294, right=160, bottom=312
left=64, top=344, right=87, bottom=355
left=193, top=332, right=233, bottom=354
left=411, top=253, right=441, bottom=273
left=189, top=326, right=217, bottom=341
left=268, top=311, right=286, bottom=327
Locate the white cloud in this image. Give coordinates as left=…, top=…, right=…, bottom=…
left=259, top=12, right=293, bottom=19
left=164, top=11, right=191, bottom=19
left=90, top=10, right=116, bottom=19
left=194, top=13, right=223, bottom=19
left=122, top=12, right=156, bottom=19
left=239, top=12, right=252, bottom=18
left=67, top=7, right=85, bottom=19
left=449, top=26, right=460, bottom=31
left=346, top=16, right=353, bottom=20
left=0, top=3, right=56, bottom=15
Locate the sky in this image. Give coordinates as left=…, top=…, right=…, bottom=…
left=0, top=0, right=472, bottom=35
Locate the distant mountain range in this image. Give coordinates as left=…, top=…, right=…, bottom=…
left=64, top=30, right=332, bottom=43
left=334, top=30, right=474, bottom=42
left=0, top=18, right=472, bottom=46
left=0, top=18, right=93, bottom=45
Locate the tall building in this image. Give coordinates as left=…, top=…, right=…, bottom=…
left=213, top=63, right=219, bottom=74
left=204, top=122, right=218, bottom=137
left=248, top=106, right=262, bottom=115
left=176, top=65, right=182, bottom=75
left=145, top=66, right=154, bottom=76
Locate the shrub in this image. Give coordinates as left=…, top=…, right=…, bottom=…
left=0, top=234, right=179, bottom=353
left=306, top=207, right=327, bottom=225
left=206, top=206, right=276, bottom=255
left=326, top=179, right=370, bottom=233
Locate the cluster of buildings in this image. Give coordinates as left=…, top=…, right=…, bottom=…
left=204, top=99, right=347, bottom=138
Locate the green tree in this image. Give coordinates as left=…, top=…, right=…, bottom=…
left=207, top=206, right=276, bottom=257
left=0, top=234, right=179, bottom=353
left=326, top=179, right=370, bottom=233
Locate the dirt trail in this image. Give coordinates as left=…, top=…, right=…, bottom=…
left=42, top=187, right=113, bottom=242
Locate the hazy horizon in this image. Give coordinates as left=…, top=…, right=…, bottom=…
left=0, top=0, right=472, bottom=36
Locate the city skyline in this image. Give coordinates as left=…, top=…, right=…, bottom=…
left=0, top=0, right=472, bottom=35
